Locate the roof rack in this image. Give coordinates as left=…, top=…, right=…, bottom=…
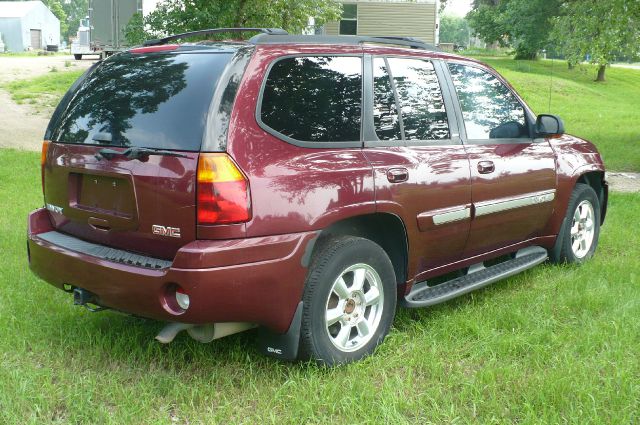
left=248, top=34, right=439, bottom=51
left=143, top=28, right=288, bottom=47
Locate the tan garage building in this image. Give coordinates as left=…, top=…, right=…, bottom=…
left=322, top=0, right=439, bottom=45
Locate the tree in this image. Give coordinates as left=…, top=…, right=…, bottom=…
left=551, top=0, right=640, bottom=81
left=467, top=0, right=560, bottom=59
left=62, top=0, right=89, bottom=43
left=125, top=0, right=343, bottom=45
left=439, top=15, right=470, bottom=47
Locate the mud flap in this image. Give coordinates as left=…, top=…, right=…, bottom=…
left=257, top=301, right=303, bottom=361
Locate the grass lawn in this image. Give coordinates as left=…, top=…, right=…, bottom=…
left=474, top=57, right=640, bottom=172
left=1, top=148, right=638, bottom=423
left=2, top=69, right=83, bottom=112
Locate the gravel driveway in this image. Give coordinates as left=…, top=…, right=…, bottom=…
left=0, top=55, right=96, bottom=151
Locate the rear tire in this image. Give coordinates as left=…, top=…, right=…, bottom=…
left=299, top=236, right=397, bottom=366
left=550, top=183, right=600, bottom=264
left=74, top=54, right=82, bottom=60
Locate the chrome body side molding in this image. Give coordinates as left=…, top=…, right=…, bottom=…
left=475, top=189, right=556, bottom=217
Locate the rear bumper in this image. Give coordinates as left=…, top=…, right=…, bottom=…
left=27, top=208, right=317, bottom=333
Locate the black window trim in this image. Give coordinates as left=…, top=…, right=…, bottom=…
left=442, top=59, right=540, bottom=146
left=363, top=55, right=460, bottom=148
left=255, top=53, right=364, bottom=149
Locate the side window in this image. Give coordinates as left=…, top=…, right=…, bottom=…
left=373, top=58, right=401, bottom=140
left=448, top=63, right=528, bottom=140
left=260, top=56, right=362, bottom=142
left=386, top=58, right=450, bottom=141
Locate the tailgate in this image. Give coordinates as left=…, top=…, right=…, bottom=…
left=43, top=143, right=198, bottom=260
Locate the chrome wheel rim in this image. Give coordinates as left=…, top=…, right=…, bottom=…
left=570, top=200, right=595, bottom=258
left=325, top=263, right=384, bottom=352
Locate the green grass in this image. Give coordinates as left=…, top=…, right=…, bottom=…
left=473, top=57, right=640, bottom=172
left=0, top=148, right=638, bottom=423
left=2, top=70, right=83, bottom=111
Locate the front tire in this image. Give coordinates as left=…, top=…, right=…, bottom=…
left=73, top=54, right=82, bottom=60
left=550, top=183, right=601, bottom=263
left=300, top=236, right=397, bottom=366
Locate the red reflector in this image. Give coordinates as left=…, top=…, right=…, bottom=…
left=41, top=140, right=50, bottom=195
left=130, top=44, right=179, bottom=54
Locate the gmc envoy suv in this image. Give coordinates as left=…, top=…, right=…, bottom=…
left=27, top=28, right=607, bottom=366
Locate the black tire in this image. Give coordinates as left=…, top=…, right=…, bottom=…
left=74, top=54, right=82, bottom=60
left=299, top=236, right=397, bottom=366
left=549, top=183, right=601, bottom=264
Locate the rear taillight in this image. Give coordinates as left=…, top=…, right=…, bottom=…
left=41, top=140, right=50, bottom=195
left=175, top=286, right=190, bottom=310
left=196, top=153, right=251, bottom=225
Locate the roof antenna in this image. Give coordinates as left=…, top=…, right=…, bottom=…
left=548, top=52, right=554, bottom=113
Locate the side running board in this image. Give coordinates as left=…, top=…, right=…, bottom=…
left=403, top=246, right=548, bottom=308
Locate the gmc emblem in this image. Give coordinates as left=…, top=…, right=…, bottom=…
left=152, top=225, right=181, bottom=238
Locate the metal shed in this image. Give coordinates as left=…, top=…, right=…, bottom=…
left=323, top=0, right=440, bottom=45
left=0, top=1, right=60, bottom=52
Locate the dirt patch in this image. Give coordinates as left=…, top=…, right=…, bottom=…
left=0, top=54, right=96, bottom=84
left=606, top=172, right=640, bottom=193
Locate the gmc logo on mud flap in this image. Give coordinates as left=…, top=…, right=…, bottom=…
left=267, top=347, right=283, bottom=355
left=152, top=225, right=181, bottom=238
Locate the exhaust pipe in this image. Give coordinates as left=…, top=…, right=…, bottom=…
left=155, top=322, right=256, bottom=344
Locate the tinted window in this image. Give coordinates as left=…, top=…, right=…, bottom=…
left=387, top=58, right=450, bottom=140
left=373, top=58, right=401, bottom=140
left=48, top=52, right=232, bottom=151
left=448, top=63, right=528, bottom=139
left=261, top=56, right=362, bottom=142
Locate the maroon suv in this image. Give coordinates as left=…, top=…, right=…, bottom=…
left=27, top=29, right=607, bottom=366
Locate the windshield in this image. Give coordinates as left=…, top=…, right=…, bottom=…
left=48, top=52, right=233, bottom=151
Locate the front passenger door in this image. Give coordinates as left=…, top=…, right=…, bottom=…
left=446, top=62, right=557, bottom=257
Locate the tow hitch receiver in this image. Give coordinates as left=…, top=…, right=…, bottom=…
left=72, top=287, right=107, bottom=312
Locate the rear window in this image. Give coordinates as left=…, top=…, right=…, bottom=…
left=47, top=52, right=233, bottom=151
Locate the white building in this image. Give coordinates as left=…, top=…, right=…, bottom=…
left=0, top=1, right=60, bottom=52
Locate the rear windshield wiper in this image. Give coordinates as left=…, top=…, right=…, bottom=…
left=95, top=147, right=188, bottom=161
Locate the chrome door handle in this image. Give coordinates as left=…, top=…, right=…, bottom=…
left=387, top=168, right=409, bottom=183
left=477, top=161, right=495, bottom=174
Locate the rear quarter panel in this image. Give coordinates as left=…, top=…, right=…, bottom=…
left=226, top=45, right=376, bottom=238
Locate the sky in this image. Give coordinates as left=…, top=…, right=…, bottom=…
left=443, top=0, right=473, bottom=17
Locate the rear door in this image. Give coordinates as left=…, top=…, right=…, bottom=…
left=43, top=50, right=235, bottom=259
left=362, top=54, right=472, bottom=281
left=445, top=61, right=557, bottom=257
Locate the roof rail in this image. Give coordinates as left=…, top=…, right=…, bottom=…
left=143, top=28, right=288, bottom=47
left=248, top=34, right=439, bottom=51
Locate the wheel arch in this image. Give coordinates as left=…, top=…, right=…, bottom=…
left=312, top=213, right=409, bottom=289
left=575, top=169, right=608, bottom=224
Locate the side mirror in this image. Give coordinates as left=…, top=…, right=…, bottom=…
left=536, top=114, right=565, bottom=137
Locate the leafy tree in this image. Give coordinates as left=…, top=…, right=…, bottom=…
left=439, top=15, right=470, bottom=46
left=62, top=0, right=89, bottom=43
left=467, top=0, right=560, bottom=59
left=551, top=0, right=640, bottom=81
left=125, top=0, right=343, bottom=45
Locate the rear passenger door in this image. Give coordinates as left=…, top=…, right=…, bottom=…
left=444, top=62, right=557, bottom=257
left=362, top=55, right=472, bottom=281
